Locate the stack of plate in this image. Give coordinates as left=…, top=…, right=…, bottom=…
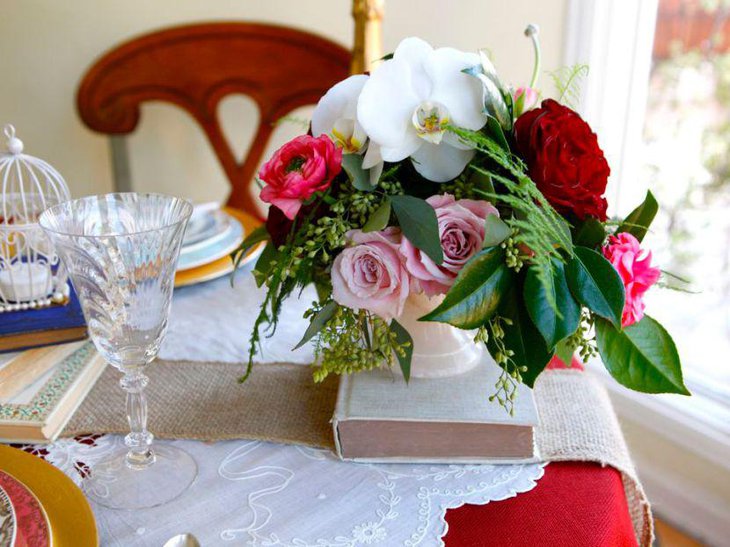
left=175, top=204, right=265, bottom=288
left=0, top=444, right=97, bottom=546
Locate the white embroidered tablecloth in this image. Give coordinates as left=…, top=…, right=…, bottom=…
left=34, top=274, right=545, bottom=546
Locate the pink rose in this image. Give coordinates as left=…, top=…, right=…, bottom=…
left=602, top=232, right=661, bottom=327
left=331, top=228, right=410, bottom=320
left=259, top=135, right=342, bottom=220
left=513, top=86, right=539, bottom=116
left=401, top=194, right=499, bottom=296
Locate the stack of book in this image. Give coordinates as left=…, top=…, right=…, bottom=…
left=0, top=288, right=102, bottom=443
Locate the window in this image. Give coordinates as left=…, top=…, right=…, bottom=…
left=566, top=0, right=730, bottom=407
left=641, top=0, right=730, bottom=404
left=564, top=2, right=730, bottom=542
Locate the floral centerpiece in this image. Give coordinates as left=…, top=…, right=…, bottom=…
left=234, top=27, right=689, bottom=413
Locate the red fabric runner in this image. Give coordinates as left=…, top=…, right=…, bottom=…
left=443, top=462, right=637, bottom=546
left=443, top=356, right=638, bottom=546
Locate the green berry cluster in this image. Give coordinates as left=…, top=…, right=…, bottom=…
left=486, top=316, right=526, bottom=415
left=564, top=310, right=598, bottom=361
left=501, top=235, right=525, bottom=272
left=311, top=304, right=410, bottom=382
left=440, top=174, right=471, bottom=200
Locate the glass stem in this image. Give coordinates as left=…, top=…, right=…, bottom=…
left=120, top=370, right=155, bottom=469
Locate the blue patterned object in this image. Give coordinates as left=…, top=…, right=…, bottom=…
left=0, top=286, right=87, bottom=353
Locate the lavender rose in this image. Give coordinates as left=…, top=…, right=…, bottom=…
left=331, top=228, right=410, bottom=320
left=401, top=194, right=499, bottom=296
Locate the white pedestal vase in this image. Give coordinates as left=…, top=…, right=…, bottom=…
left=396, top=292, right=484, bottom=378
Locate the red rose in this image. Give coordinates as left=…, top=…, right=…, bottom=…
left=259, top=134, right=342, bottom=220
left=514, top=99, right=610, bottom=220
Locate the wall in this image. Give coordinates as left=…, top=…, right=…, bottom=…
left=0, top=0, right=567, bottom=203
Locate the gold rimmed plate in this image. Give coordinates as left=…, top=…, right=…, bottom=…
left=175, top=207, right=265, bottom=288
left=0, top=445, right=98, bottom=546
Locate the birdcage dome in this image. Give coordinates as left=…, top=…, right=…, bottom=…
left=0, top=124, right=71, bottom=312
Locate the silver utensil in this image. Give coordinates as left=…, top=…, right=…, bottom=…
left=163, top=533, right=201, bottom=547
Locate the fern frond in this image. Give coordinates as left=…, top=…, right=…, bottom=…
left=449, top=126, right=573, bottom=312
left=549, top=64, right=589, bottom=109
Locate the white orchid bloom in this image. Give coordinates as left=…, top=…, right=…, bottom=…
left=311, top=74, right=383, bottom=185
left=356, top=37, right=487, bottom=182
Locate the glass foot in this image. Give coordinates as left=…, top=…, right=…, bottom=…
left=82, top=444, right=197, bottom=510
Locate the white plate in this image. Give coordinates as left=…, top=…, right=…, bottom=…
left=177, top=213, right=244, bottom=272
left=182, top=209, right=232, bottom=253
left=183, top=204, right=227, bottom=247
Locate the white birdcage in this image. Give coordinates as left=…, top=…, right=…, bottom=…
left=0, top=124, right=71, bottom=312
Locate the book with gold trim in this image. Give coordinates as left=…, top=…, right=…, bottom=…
left=0, top=342, right=104, bottom=443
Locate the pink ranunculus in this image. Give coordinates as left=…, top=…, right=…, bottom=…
left=401, top=194, right=499, bottom=296
left=602, top=232, right=661, bottom=327
left=259, top=134, right=342, bottom=220
left=331, top=228, right=410, bottom=320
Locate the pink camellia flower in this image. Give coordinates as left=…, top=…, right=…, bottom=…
left=513, top=86, right=539, bottom=116
left=331, top=228, right=410, bottom=320
left=602, top=232, right=661, bottom=327
left=401, top=194, right=499, bottom=296
left=259, top=134, right=342, bottom=220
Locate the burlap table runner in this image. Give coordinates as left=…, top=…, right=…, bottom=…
left=63, top=361, right=652, bottom=546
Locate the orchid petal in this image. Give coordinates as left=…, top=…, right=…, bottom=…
left=428, top=48, right=486, bottom=130
left=411, top=142, right=474, bottom=182
left=357, top=57, right=422, bottom=149
left=392, top=37, right=434, bottom=99
left=312, top=75, right=369, bottom=153
left=363, top=143, right=385, bottom=186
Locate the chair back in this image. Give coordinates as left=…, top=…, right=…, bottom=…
left=77, top=22, right=352, bottom=217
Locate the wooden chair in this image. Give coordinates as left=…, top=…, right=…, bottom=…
left=77, top=22, right=356, bottom=218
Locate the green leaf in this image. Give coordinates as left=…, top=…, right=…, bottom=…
left=595, top=315, right=689, bottom=395
left=524, top=261, right=581, bottom=349
left=390, top=195, right=443, bottom=265
left=341, top=153, right=376, bottom=192
left=554, top=338, right=575, bottom=367
left=230, top=225, right=269, bottom=286
left=489, top=283, right=554, bottom=387
left=617, top=190, right=658, bottom=242
left=482, top=214, right=512, bottom=248
left=463, top=65, right=511, bottom=130
left=390, top=319, right=413, bottom=382
left=419, top=247, right=512, bottom=329
left=573, top=217, right=606, bottom=248
left=467, top=167, right=495, bottom=195
left=252, top=243, right=279, bottom=288
left=294, top=301, right=338, bottom=350
left=483, top=116, right=510, bottom=152
left=362, top=199, right=391, bottom=232
left=565, top=246, right=625, bottom=328
left=314, top=278, right=332, bottom=303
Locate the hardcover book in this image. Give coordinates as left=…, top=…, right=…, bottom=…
left=0, top=341, right=105, bottom=443
left=0, top=287, right=87, bottom=353
left=332, top=358, right=540, bottom=463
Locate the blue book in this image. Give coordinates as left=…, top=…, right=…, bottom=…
left=0, top=287, right=88, bottom=353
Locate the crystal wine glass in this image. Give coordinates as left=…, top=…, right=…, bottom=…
left=39, top=193, right=196, bottom=510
